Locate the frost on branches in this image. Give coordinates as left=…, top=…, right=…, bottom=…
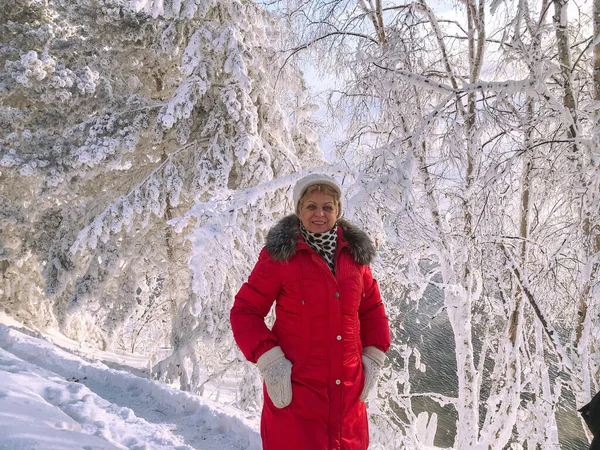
left=4, top=0, right=600, bottom=448
left=0, top=0, right=323, bottom=403
left=281, top=0, right=600, bottom=448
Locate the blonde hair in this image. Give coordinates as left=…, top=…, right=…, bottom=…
left=298, top=184, right=341, bottom=215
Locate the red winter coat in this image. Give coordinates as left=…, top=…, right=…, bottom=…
left=230, top=215, right=391, bottom=450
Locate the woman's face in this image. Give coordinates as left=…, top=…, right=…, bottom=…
left=299, top=190, right=338, bottom=233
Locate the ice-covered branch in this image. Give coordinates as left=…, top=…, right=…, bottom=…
left=69, top=140, right=200, bottom=254
left=500, top=243, right=574, bottom=375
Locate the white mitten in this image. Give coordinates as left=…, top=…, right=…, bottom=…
left=257, top=346, right=293, bottom=408
left=360, top=346, right=386, bottom=402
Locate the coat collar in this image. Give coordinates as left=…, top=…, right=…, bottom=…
left=265, top=214, right=376, bottom=265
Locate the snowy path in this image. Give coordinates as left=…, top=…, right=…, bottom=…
left=0, top=325, right=261, bottom=450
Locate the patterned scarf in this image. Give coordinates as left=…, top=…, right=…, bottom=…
left=300, top=223, right=338, bottom=274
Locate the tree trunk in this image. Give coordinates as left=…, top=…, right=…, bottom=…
left=554, top=0, right=578, bottom=150
left=595, top=0, right=600, bottom=100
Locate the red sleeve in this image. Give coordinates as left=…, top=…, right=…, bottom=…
left=358, top=265, right=391, bottom=352
left=230, top=248, right=281, bottom=363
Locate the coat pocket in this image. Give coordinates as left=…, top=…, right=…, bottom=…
left=273, top=294, right=310, bottom=369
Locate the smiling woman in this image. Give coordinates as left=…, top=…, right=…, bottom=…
left=230, top=173, right=391, bottom=450
left=298, top=187, right=339, bottom=233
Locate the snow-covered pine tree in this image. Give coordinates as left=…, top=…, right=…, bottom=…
left=1, top=0, right=324, bottom=397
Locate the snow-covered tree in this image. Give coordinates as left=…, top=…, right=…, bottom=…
left=1, top=0, right=323, bottom=396
left=278, top=0, right=599, bottom=447
left=4, top=0, right=600, bottom=445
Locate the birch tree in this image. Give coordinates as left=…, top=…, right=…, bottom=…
left=279, top=0, right=599, bottom=447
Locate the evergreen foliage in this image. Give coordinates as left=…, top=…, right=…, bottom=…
left=0, top=0, right=322, bottom=396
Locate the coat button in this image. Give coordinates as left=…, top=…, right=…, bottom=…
left=336, top=335, right=342, bottom=341
left=334, top=292, right=340, bottom=298
left=335, top=379, right=341, bottom=385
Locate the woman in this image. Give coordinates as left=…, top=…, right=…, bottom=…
left=230, top=173, right=391, bottom=450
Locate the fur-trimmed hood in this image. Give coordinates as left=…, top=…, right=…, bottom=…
left=266, top=215, right=376, bottom=265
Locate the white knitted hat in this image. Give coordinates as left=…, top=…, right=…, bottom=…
left=293, top=173, right=343, bottom=217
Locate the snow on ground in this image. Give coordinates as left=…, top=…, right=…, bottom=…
left=0, top=320, right=261, bottom=450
